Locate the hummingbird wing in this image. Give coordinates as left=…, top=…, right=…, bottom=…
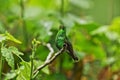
left=65, top=37, right=78, bottom=61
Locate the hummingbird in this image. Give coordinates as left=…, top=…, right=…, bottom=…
left=55, top=25, right=78, bottom=61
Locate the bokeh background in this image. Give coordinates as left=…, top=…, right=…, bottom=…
left=0, top=0, right=120, bottom=80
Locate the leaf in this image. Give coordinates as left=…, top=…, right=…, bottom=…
left=8, top=46, right=24, bottom=61
left=28, top=0, right=59, bottom=10
left=0, top=34, right=6, bottom=42
left=91, top=25, right=108, bottom=35
left=92, top=46, right=106, bottom=61
left=5, top=31, right=22, bottom=44
left=16, top=61, right=31, bottom=80
left=1, top=47, right=14, bottom=69
left=8, top=46, right=23, bottom=56
left=0, top=32, right=22, bottom=44
left=109, top=17, right=120, bottom=35
left=70, top=0, right=92, bottom=9
left=4, top=70, right=17, bottom=80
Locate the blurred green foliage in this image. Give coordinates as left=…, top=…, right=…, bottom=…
left=0, top=0, right=120, bottom=80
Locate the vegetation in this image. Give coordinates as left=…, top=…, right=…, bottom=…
left=0, top=0, right=120, bottom=80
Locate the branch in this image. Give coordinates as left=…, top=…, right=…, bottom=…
left=44, top=43, right=54, bottom=63
left=33, top=46, right=66, bottom=78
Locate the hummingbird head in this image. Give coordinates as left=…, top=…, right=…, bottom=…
left=59, top=25, right=66, bottom=31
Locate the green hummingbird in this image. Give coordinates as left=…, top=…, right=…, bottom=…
left=55, top=25, right=78, bottom=61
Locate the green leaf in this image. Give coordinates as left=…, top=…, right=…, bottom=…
left=4, top=70, right=17, bottom=80
left=16, top=61, right=31, bottom=80
left=1, top=47, right=14, bottom=69
left=91, top=25, right=108, bottom=35
left=70, top=0, right=92, bottom=9
left=0, top=32, right=22, bottom=44
left=8, top=46, right=23, bottom=56
left=8, top=46, right=24, bottom=61
left=0, top=34, right=6, bottom=42
left=109, top=17, right=120, bottom=35
left=92, top=46, right=106, bottom=61
left=5, top=31, right=22, bottom=44
left=28, top=0, right=60, bottom=10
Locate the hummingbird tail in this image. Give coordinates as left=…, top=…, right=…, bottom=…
left=65, top=41, right=78, bottom=61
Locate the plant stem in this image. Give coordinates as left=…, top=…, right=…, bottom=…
left=30, top=56, right=33, bottom=80
left=61, top=0, right=64, bottom=17
left=0, top=55, right=3, bottom=80
left=20, top=0, right=28, bottom=45
left=30, top=43, right=36, bottom=80
left=0, top=43, right=3, bottom=80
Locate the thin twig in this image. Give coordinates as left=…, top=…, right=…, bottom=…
left=33, top=46, right=66, bottom=78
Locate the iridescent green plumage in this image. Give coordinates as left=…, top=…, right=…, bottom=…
left=55, top=25, right=78, bottom=61
left=55, top=26, right=66, bottom=49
